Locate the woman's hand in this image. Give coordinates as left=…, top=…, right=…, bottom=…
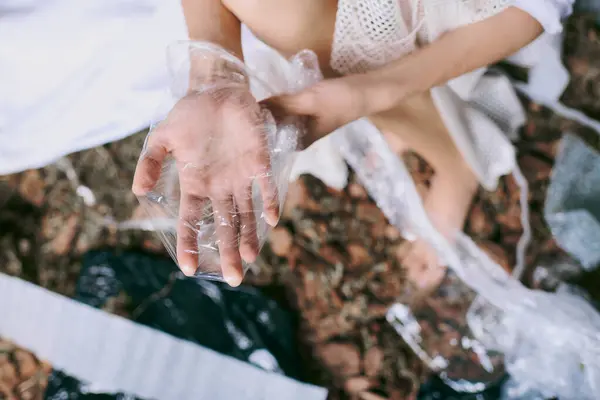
left=132, top=85, right=278, bottom=286
left=264, top=73, right=405, bottom=147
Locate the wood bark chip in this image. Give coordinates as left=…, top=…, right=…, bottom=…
left=364, top=346, right=384, bottom=377
left=18, top=170, right=45, bottom=207
left=317, top=342, right=361, bottom=378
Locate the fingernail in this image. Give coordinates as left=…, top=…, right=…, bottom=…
left=224, top=272, right=242, bottom=287
left=240, top=246, right=258, bottom=264
left=266, top=214, right=279, bottom=227
left=181, top=264, right=196, bottom=277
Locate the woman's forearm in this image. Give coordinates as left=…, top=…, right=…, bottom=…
left=368, top=6, right=544, bottom=111
left=182, top=0, right=243, bottom=57
left=181, top=0, right=246, bottom=89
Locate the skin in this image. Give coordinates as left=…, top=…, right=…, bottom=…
left=132, top=0, right=543, bottom=287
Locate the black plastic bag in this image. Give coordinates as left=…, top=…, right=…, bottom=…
left=417, top=374, right=508, bottom=400
left=45, top=371, right=143, bottom=400
left=45, top=249, right=302, bottom=399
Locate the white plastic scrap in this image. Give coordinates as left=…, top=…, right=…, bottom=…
left=545, top=133, right=600, bottom=270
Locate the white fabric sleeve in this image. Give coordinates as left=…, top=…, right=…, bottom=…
left=513, top=0, right=575, bottom=34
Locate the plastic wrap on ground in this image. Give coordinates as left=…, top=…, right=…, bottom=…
left=469, top=290, right=600, bottom=399
left=134, top=41, right=322, bottom=282
left=338, top=118, right=511, bottom=391
left=545, top=133, right=600, bottom=270
left=332, top=118, right=600, bottom=397
left=386, top=273, right=505, bottom=393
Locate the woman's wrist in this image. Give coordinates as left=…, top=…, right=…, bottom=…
left=359, top=58, right=426, bottom=115
left=185, top=41, right=250, bottom=94
left=361, top=6, right=544, bottom=114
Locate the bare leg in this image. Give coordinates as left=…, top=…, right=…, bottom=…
left=372, top=92, right=478, bottom=289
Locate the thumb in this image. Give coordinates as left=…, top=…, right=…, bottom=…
left=260, top=88, right=325, bottom=148
left=261, top=87, right=319, bottom=119
left=262, top=90, right=327, bottom=148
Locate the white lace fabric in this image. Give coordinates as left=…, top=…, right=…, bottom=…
left=331, top=0, right=422, bottom=74
left=331, top=0, right=514, bottom=75
left=420, top=0, right=513, bottom=42
left=330, top=0, right=519, bottom=191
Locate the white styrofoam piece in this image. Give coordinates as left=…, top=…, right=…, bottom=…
left=0, top=273, right=327, bottom=400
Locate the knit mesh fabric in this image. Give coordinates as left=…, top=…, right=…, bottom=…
left=331, top=0, right=513, bottom=74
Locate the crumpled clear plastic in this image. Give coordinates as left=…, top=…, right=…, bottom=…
left=471, top=286, right=600, bottom=399
left=135, top=41, right=321, bottom=281
left=545, top=133, right=600, bottom=270
left=336, top=119, right=600, bottom=397
left=387, top=272, right=506, bottom=393
left=341, top=118, right=513, bottom=391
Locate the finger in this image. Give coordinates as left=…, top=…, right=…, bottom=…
left=235, top=187, right=259, bottom=263
left=263, top=81, right=355, bottom=144
left=259, top=96, right=293, bottom=123
left=262, top=87, right=318, bottom=123
left=261, top=89, right=317, bottom=117
left=212, top=196, right=244, bottom=286
left=132, top=143, right=168, bottom=196
left=256, top=171, right=279, bottom=227
left=176, top=192, right=207, bottom=276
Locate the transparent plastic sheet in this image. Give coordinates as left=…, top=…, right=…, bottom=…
left=544, top=133, right=600, bottom=270
left=135, top=41, right=321, bottom=282
left=386, top=274, right=506, bottom=393
left=471, top=289, right=600, bottom=399
left=337, top=119, right=600, bottom=397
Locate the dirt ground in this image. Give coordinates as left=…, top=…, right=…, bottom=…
left=1, top=13, right=600, bottom=400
